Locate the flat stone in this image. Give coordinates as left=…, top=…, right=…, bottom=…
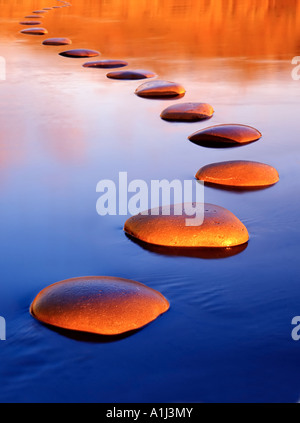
left=30, top=276, right=170, bottom=336
left=196, top=160, right=279, bottom=189
left=59, top=49, right=100, bottom=58
left=188, top=124, right=262, bottom=147
left=135, top=80, right=186, bottom=99
left=24, top=15, right=44, bottom=18
left=43, top=7, right=52, bottom=10
left=32, top=10, right=48, bottom=13
left=83, top=60, right=128, bottom=69
left=20, top=21, right=42, bottom=25
left=161, top=102, right=214, bottom=122
left=20, top=27, right=48, bottom=35
left=124, top=203, right=249, bottom=248
left=106, top=69, right=156, bottom=80
left=42, top=37, right=72, bottom=46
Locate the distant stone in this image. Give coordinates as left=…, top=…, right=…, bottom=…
left=20, top=21, right=42, bottom=25
left=30, top=276, right=170, bottom=336
left=161, top=102, right=214, bottom=122
left=24, top=15, right=44, bottom=19
left=83, top=60, right=128, bottom=69
left=135, top=80, right=186, bottom=99
left=32, top=10, right=48, bottom=13
left=188, top=124, right=262, bottom=147
left=20, top=27, right=48, bottom=35
left=59, top=49, right=100, bottom=58
left=43, top=37, right=72, bottom=46
left=196, top=161, right=279, bottom=189
left=43, top=7, right=52, bottom=10
left=106, top=69, right=156, bottom=80
left=124, top=203, right=249, bottom=248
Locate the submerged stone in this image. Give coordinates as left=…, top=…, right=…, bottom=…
left=30, top=276, right=170, bottom=336
left=42, top=37, right=72, bottom=46
left=106, top=69, right=156, bottom=80
left=188, top=124, right=262, bottom=147
left=196, top=161, right=279, bottom=189
left=20, top=27, right=48, bottom=35
left=124, top=203, right=249, bottom=248
left=135, top=80, right=186, bottom=99
left=161, top=102, right=214, bottom=122
left=59, top=49, right=100, bottom=58
left=20, top=21, right=42, bottom=25
left=82, top=60, right=128, bottom=69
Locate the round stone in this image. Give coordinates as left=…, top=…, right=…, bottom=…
left=135, top=80, right=186, bottom=99
left=30, top=276, right=170, bottom=336
left=106, top=70, right=156, bottom=80
left=20, top=21, right=42, bottom=25
left=20, top=27, right=48, bottom=35
left=32, top=10, right=48, bottom=13
left=188, top=124, right=262, bottom=147
left=124, top=203, right=249, bottom=248
left=42, top=37, right=72, bottom=46
left=24, top=15, right=44, bottom=19
left=196, top=161, right=279, bottom=189
left=59, top=49, right=100, bottom=58
left=83, top=60, right=128, bottom=69
left=161, top=102, right=214, bottom=122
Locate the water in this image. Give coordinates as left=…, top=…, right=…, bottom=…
left=0, top=0, right=300, bottom=403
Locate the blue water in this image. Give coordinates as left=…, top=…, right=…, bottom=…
left=0, top=0, right=300, bottom=403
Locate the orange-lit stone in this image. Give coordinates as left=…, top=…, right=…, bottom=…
left=59, top=49, right=100, bottom=58
left=124, top=203, right=249, bottom=248
left=135, top=80, right=186, bottom=99
left=85, top=60, right=127, bottom=68
left=161, top=102, right=214, bottom=122
left=42, top=37, right=72, bottom=46
left=20, top=27, right=48, bottom=35
left=30, top=276, right=170, bottom=336
left=107, top=69, right=156, bottom=80
left=32, top=10, right=48, bottom=13
left=83, top=60, right=128, bottom=69
left=188, top=124, right=262, bottom=147
left=20, top=21, right=42, bottom=25
left=196, top=160, right=279, bottom=189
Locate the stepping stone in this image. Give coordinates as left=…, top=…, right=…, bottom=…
left=20, top=21, right=42, bottom=25
left=106, top=69, right=156, bottom=80
left=83, top=59, right=128, bottom=69
left=124, top=203, right=249, bottom=248
left=24, top=15, right=44, bottom=18
left=30, top=276, right=170, bottom=336
left=188, top=124, right=262, bottom=148
left=196, top=161, right=279, bottom=189
left=161, top=102, right=214, bottom=122
left=32, top=10, right=48, bottom=13
left=59, top=49, right=100, bottom=58
left=135, top=80, right=186, bottom=99
left=20, top=27, right=48, bottom=35
left=42, top=37, right=72, bottom=46
left=43, top=7, right=52, bottom=10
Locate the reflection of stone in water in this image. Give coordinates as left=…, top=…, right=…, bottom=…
left=59, top=49, right=100, bottom=58
left=135, top=80, right=186, bottom=99
left=188, top=124, right=262, bottom=148
left=83, top=59, right=128, bottom=69
left=42, top=37, right=72, bottom=46
left=161, top=102, right=214, bottom=122
left=30, top=276, right=170, bottom=336
left=20, top=28, right=48, bottom=35
left=125, top=233, right=248, bottom=259
left=107, top=69, right=156, bottom=80
left=124, top=203, right=249, bottom=248
left=196, top=161, right=279, bottom=189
